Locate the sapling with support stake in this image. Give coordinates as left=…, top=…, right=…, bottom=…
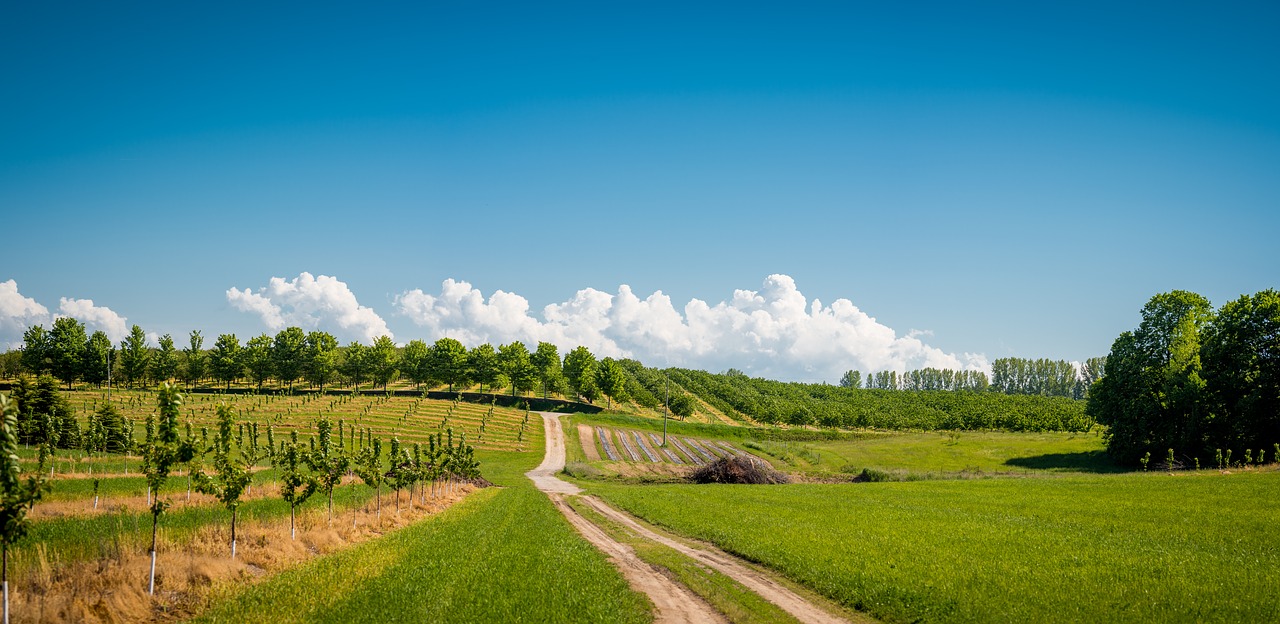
left=278, top=431, right=318, bottom=540
left=192, top=403, right=252, bottom=559
left=142, top=383, right=196, bottom=594
left=308, top=418, right=349, bottom=525
left=0, top=394, right=50, bottom=624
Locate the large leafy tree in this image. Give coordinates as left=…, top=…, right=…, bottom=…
left=119, top=325, right=151, bottom=388
left=243, top=334, right=275, bottom=391
left=563, top=346, right=599, bottom=403
left=341, top=342, right=369, bottom=391
left=839, top=370, right=861, bottom=389
left=1087, top=290, right=1214, bottom=464
left=183, top=330, right=207, bottom=389
left=20, top=325, right=51, bottom=376
left=430, top=338, right=470, bottom=392
left=304, top=331, right=339, bottom=391
left=49, top=317, right=87, bottom=389
left=596, top=357, right=629, bottom=409
left=531, top=342, right=564, bottom=399
left=272, top=327, right=307, bottom=391
left=82, top=331, right=113, bottom=388
left=0, top=393, right=50, bottom=621
left=151, top=334, right=180, bottom=383
left=368, top=336, right=399, bottom=390
left=1200, top=289, right=1280, bottom=452
left=468, top=343, right=500, bottom=392
left=401, top=339, right=431, bottom=390
left=211, top=333, right=243, bottom=391
left=497, top=341, right=537, bottom=397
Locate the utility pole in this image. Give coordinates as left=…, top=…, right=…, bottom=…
left=663, top=372, right=669, bottom=446
left=107, top=346, right=112, bottom=402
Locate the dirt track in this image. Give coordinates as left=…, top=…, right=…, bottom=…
left=530, top=412, right=856, bottom=624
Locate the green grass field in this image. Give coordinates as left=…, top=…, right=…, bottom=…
left=585, top=469, right=1280, bottom=623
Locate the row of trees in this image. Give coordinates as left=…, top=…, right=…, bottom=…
left=841, top=368, right=992, bottom=392
left=836, top=357, right=1106, bottom=398
left=1088, top=289, right=1279, bottom=465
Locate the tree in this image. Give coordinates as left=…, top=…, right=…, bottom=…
left=1087, top=291, right=1213, bottom=463
left=142, top=383, right=195, bottom=594
left=367, top=336, right=399, bottom=390
left=211, top=334, right=243, bottom=391
left=244, top=334, right=274, bottom=392
left=563, top=346, right=600, bottom=403
left=119, top=325, right=151, bottom=388
left=354, top=437, right=385, bottom=518
left=82, top=331, right=113, bottom=388
left=308, top=418, right=349, bottom=525
left=467, top=343, right=500, bottom=393
left=401, top=340, right=431, bottom=390
left=192, top=404, right=252, bottom=558
left=151, top=334, right=179, bottom=383
left=20, top=325, right=51, bottom=376
left=341, top=342, right=369, bottom=391
left=304, top=331, right=339, bottom=392
left=1076, top=356, right=1106, bottom=399
left=183, top=330, right=207, bottom=389
left=1201, top=289, right=1280, bottom=454
left=498, top=342, right=537, bottom=397
left=49, top=317, right=87, bottom=389
left=839, top=370, right=861, bottom=389
left=0, top=393, right=50, bottom=622
left=531, top=342, right=564, bottom=399
left=277, top=430, right=318, bottom=539
left=596, top=358, right=628, bottom=409
left=272, top=327, right=307, bottom=391
left=429, top=338, right=470, bottom=392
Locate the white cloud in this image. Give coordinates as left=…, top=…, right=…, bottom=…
left=57, top=297, right=129, bottom=342
left=228, top=272, right=392, bottom=344
left=395, top=274, right=989, bottom=382
left=0, top=280, right=50, bottom=350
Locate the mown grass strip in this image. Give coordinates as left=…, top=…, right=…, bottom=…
left=588, top=470, right=1280, bottom=624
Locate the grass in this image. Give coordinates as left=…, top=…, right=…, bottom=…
left=196, top=450, right=653, bottom=624
left=587, top=468, right=1280, bottom=623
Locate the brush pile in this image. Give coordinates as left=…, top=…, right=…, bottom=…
left=689, top=456, right=789, bottom=485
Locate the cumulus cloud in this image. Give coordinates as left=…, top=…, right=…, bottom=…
left=228, top=272, right=392, bottom=344
left=395, top=274, right=988, bottom=382
left=57, top=298, right=129, bottom=342
left=0, top=280, right=50, bottom=349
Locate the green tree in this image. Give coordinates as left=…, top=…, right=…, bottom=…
left=368, top=336, right=399, bottom=390
left=151, top=334, right=179, bottom=383
left=304, top=331, right=339, bottom=392
left=839, top=370, right=861, bottom=389
left=211, top=334, right=243, bottom=391
left=82, top=331, right=113, bottom=388
left=596, top=358, right=628, bottom=409
left=1087, top=291, right=1214, bottom=463
left=498, top=341, right=537, bottom=397
left=20, top=325, right=51, bottom=376
left=243, top=334, right=274, bottom=392
left=467, top=343, right=500, bottom=393
left=308, top=418, right=349, bottom=525
left=0, top=393, right=50, bottom=621
left=430, top=338, right=470, bottom=392
left=531, top=342, right=564, bottom=399
left=272, top=327, right=307, bottom=391
left=1201, top=289, right=1280, bottom=453
left=277, top=430, right=318, bottom=540
left=354, top=437, right=385, bottom=518
left=49, top=317, right=87, bottom=389
left=563, top=346, right=599, bottom=403
left=341, top=342, right=369, bottom=391
left=401, top=339, right=431, bottom=390
left=142, top=383, right=195, bottom=594
left=192, top=403, right=252, bottom=558
left=182, top=330, right=207, bottom=389
left=119, top=325, right=151, bottom=388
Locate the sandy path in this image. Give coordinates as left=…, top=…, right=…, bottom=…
left=577, top=423, right=602, bottom=461
left=578, top=495, right=855, bottom=624
left=529, top=413, right=723, bottom=623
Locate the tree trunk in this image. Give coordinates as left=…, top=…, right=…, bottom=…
left=290, top=504, right=296, bottom=540
left=328, top=487, right=334, bottom=525
left=4, top=542, right=9, bottom=624
left=148, top=513, right=159, bottom=594
left=231, top=508, right=238, bottom=559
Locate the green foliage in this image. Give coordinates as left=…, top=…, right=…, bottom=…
left=119, top=324, right=152, bottom=388
left=429, top=337, right=470, bottom=392
left=596, top=358, right=628, bottom=409
left=272, top=327, right=308, bottom=390
left=0, top=392, right=50, bottom=553
left=152, top=333, right=180, bottom=383
left=191, top=403, right=253, bottom=555
left=304, top=330, right=339, bottom=391
left=990, top=357, right=1079, bottom=397
left=20, top=325, right=52, bottom=375
left=497, top=341, right=537, bottom=397
left=341, top=341, right=369, bottom=391
left=82, top=331, right=113, bottom=387
left=143, top=383, right=196, bottom=544
left=211, top=333, right=243, bottom=390
left=367, top=336, right=400, bottom=390
left=839, top=369, right=861, bottom=389
left=244, top=334, right=275, bottom=391
left=278, top=429, right=319, bottom=537
left=49, top=316, right=87, bottom=389
left=562, top=346, right=599, bottom=403
left=182, top=330, right=207, bottom=388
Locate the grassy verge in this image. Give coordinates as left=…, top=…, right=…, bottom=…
left=565, top=497, right=801, bottom=624
left=587, top=469, right=1280, bottom=623
left=196, top=448, right=653, bottom=624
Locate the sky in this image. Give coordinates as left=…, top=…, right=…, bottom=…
left=2, top=1, right=1277, bottom=382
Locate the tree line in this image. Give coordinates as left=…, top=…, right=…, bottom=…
left=837, top=357, right=1106, bottom=398
left=1087, top=289, right=1279, bottom=466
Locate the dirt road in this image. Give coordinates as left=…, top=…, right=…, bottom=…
left=528, top=412, right=724, bottom=623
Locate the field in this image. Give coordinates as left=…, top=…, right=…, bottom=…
left=585, top=469, right=1280, bottom=623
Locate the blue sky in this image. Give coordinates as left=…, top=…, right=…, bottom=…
left=2, top=2, right=1277, bottom=381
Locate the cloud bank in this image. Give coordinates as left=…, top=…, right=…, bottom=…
left=0, top=280, right=50, bottom=350
left=395, top=274, right=988, bottom=382
left=228, top=272, right=391, bottom=344
left=57, top=298, right=129, bottom=342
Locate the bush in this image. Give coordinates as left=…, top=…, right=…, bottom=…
left=689, top=456, right=789, bottom=485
